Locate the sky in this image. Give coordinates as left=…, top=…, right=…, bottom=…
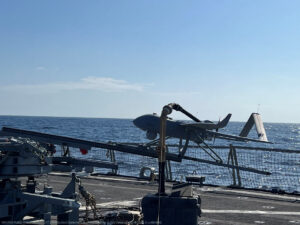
left=0, top=0, right=300, bottom=123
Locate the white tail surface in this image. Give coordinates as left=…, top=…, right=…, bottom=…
left=239, top=113, right=268, bottom=142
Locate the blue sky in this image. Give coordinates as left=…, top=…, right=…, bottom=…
left=0, top=0, right=300, bottom=122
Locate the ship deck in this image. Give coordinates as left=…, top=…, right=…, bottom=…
left=31, top=173, right=300, bottom=225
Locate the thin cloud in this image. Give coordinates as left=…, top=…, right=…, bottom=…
left=80, top=77, right=144, bottom=92
left=0, top=77, right=144, bottom=93
left=35, top=66, right=46, bottom=71
left=149, top=90, right=203, bottom=97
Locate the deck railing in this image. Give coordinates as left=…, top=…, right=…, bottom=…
left=94, top=143, right=300, bottom=194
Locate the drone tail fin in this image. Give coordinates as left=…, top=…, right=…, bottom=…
left=239, top=113, right=268, bottom=142
left=217, top=113, right=232, bottom=128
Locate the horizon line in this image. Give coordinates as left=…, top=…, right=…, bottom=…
left=0, top=114, right=298, bottom=124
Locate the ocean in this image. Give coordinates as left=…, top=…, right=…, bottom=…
left=0, top=115, right=300, bottom=193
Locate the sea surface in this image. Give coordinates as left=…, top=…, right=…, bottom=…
left=0, top=116, right=300, bottom=192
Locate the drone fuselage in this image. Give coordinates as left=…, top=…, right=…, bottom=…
left=133, top=114, right=210, bottom=143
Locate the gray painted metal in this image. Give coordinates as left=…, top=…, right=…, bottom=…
left=0, top=175, right=80, bottom=224
left=52, top=156, right=118, bottom=169
left=0, top=136, right=83, bottom=224
left=0, top=138, right=51, bottom=178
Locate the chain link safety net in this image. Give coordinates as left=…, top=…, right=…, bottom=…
left=88, top=142, right=300, bottom=194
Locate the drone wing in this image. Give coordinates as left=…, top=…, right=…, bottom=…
left=207, top=130, right=273, bottom=144
left=182, top=113, right=232, bottom=130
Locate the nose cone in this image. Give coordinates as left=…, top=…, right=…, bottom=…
left=133, top=116, right=144, bottom=129
left=133, top=114, right=159, bottom=131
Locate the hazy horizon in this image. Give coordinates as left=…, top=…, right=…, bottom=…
left=0, top=114, right=298, bottom=124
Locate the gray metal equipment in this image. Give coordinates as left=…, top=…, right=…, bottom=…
left=0, top=137, right=80, bottom=224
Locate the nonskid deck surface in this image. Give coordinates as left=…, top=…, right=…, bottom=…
left=31, top=173, right=300, bottom=225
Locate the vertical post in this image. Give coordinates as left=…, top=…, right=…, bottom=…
left=232, top=146, right=242, bottom=187
left=62, top=145, right=70, bottom=157
left=228, top=145, right=242, bottom=187
left=158, top=115, right=166, bottom=195
left=165, top=160, right=172, bottom=181
left=158, top=105, right=172, bottom=195
left=110, top=150, right=117, bottom=174
left=164, top=146, right=172, bottom=181
left=228, top=145, right=236, bottom=186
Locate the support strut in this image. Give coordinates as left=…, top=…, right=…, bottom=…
left=157, top=103, right=200, bottom=195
